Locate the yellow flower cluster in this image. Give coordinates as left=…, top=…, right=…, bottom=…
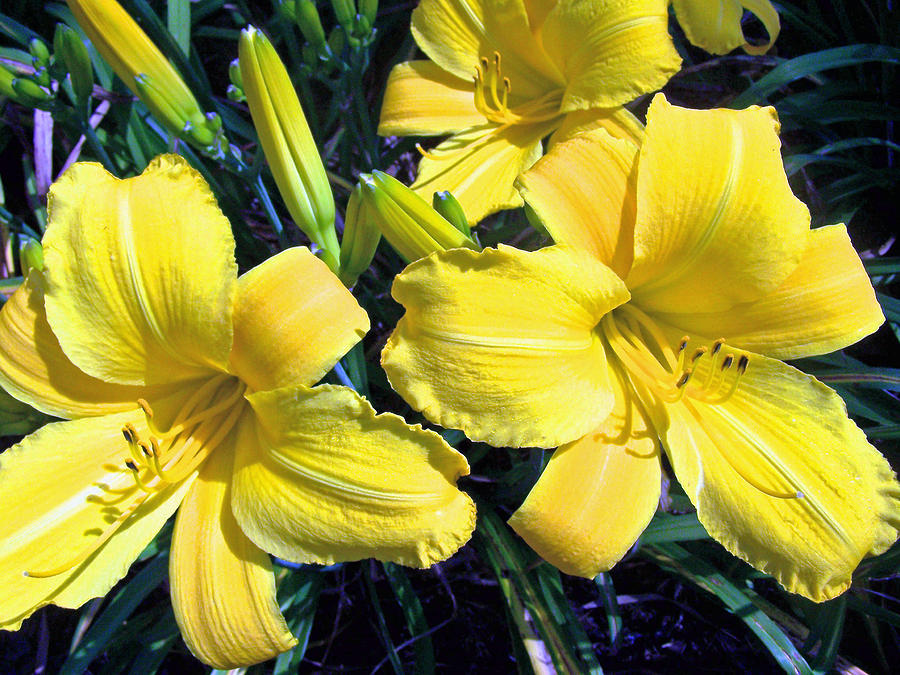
left=0, top=0, right=896, bottom=670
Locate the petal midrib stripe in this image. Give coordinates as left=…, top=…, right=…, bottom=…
left=635, top=120, right=743, bottom=296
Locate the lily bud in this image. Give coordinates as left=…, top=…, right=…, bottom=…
left=28, top=39, right=51, bottom=69
left=18, top=238, right=44, bottom=274
left=54, top=24, right=94, bottom=102
left=0, top=65, right=19, bottom=100
left=11, top=77, right=52, bottom=106
left=360, top=171, right=479, bottom=263
left=330, top=0, right=356, bottom=30
left=239, top=26, right=339, bottom=272
left=294, top=0, right=328, bottom=53
left=66, top=0, right=222, bottom=150
left=339, top=184, right=381, bottom=287
left=432, top=191, right=470, bottom=237
left=358, top=0, right=378, bottom=27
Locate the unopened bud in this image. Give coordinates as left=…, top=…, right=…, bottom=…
left=239, top=26, right=339, bottom=272
left=11, top=77, right=52, bottom=105
left=360, top=171, right=478, bottom=263
left=54, top=24, right=94, bottom=102
left=295, top=0, right=327, bottom=51
left=29, top=39, right=51, bottom=68
left=339, top=184, right=381, bottom=286
left=358, top=0, right=378, bottom=26
left=18, top=238, right=44, bottom=274
left=66, top=0, right=222, bottom=149
left=331, top=0, right=355, bottom=30
left=432, top=191, right=470, bottom=237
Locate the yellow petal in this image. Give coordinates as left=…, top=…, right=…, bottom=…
left=540, top=0, right=680, bottom=111
left=659, top=353, right=900, bottom=601
left=0, top=411, right=195, bottom=630
left=654, top=225, right=885, bottom=360
left=509, top=362, right=660, bottom=577
left=378, top=61, right=485, bottom=136
left=231, top=385, right=475, bottom=568
left=170, top=443, right=297, bottom=669
left=412, top=120, right=556, bottom=225
left=548, top=105, right=645, bottom=148
left=382, top=245, right=629, bottom=448
left=517, top=128, right=638, bottom=278
left=627, top=95, right=811, bottom=314
left=673, top=0, right=780, bottom=55
left=42, top=155, right=236, bottom=386
left=229, top=247, right=369, bottom=393
left=411, top=0, right=564, bottom=101
left=0, top=271, right=173, bottom=418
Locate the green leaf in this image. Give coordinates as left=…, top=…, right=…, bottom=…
left=643, top=543, right=813, bottom=675
left=59, top=551, right=170, bottom=675
left=731, top=44, right=900, bottom=108
left=383, top=562, right=436, bottom=675
left=640, top=512, right=709, bottom=544
left=474, top=508, right=603, bottom=674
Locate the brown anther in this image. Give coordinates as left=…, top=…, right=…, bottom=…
left=503, top=77, right=511, bottom=92
left=480, top=56, right=489, bottom=69
left=138, top=440, right=153, bottom=457
left=678, top=336, right=690, bottom=352
left=676, top=370, right=693, bottom=388
left=122, top=424, right=136, bottom=443
left=691, top=347, right=708, bottom=363
left=711, top=339, right=725, bottom=356
left=492, top=51, right=501, bottom=66
left=737, top=355, right=749, bottom=374
left=125, top=460, right=138, bottom=471
left=721, top=354, right=734, bottom=370
left=137, top=398, right=153, bottom=418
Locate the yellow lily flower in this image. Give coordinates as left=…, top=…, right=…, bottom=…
left=381, top=95, right=900, bottom=601
left=0, top=155, right=475, bottom=667
left=672, top=0, right=780, bottom=55
left=377, top=0, right=681, bottom=225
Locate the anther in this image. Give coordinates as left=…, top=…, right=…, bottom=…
left=676, top=370, right=693, bottom=389
left=137, top=398, right=153, bottom=418
left=122, top=424, right=136, bottom=443
left=678, top=337, right=689, bottom=353
left=721, top=354, right=734, bottom=371
left=691, top=347, right=708, bottom=363
left=711, top=339, right=725, bottom=356
left=737, top=355, right=749, bottom=374
left=124, top=460, right=138, bottom=471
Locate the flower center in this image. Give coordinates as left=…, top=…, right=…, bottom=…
left=472, top=52, right=564, bottom=126
left=599, top=304, right=748, bottom=407
left=600, top=305, right=801, bottom=501
left=23, top=375, right=246, bottom=579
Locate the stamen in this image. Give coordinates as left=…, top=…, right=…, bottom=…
left=137, top=398, right=153, bottom=418
left=415, top=142, right=440, bottom=160
left=690, top=347, right=708, bottom=363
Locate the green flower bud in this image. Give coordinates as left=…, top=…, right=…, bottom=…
left=295, top=0, right=327, bottom=50
left=330, top=0, right=355, bottom=30
left=54, top=24, right=94, bottom=102
left=11, top=77, right=53, bottom=105
left=339, top=184, right=381, bottom=287
left=239, top=26, right=339, bottom=272
left=358, top=0, right=378, bottom=25
left=29, top=38, right=51, bottom=68
left=432, top=191, right=470, bottom=237
left=360, top=171, right=478, bottom=263
left=18, top=238, right=44, bottom=274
